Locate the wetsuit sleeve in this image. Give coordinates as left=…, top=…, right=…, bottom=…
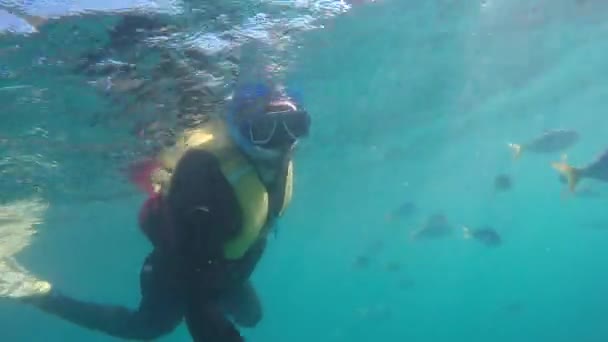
left=166, top=148, right=242, bottom=260
left=27, top=251, right=184, bottom=340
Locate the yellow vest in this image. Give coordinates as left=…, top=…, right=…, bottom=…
left=150, top=119, right=293, bottom=260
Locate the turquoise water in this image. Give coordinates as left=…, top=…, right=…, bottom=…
left=2, top=0, right=608, bottom=341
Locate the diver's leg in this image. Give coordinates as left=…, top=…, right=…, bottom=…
left=185, top=299, right=244, bottom=342
left=221, top=280, right=263, bottom=328
left=24, top=251, right=185, bottom=340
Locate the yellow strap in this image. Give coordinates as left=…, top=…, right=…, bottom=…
left=278, top=160, right=294, bottom=217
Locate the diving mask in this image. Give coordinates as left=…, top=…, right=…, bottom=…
left=243, top=100, right=310, bottom=150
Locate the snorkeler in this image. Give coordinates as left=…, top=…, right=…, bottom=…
left=2, top=81, right=311, bottom=342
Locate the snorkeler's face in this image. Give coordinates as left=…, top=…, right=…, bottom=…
left=251, top=102, right=309, bottom=147
left=241, top=100, right=310, bottom=151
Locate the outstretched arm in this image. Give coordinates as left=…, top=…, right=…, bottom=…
left=25, top=251, right=185, bottom=340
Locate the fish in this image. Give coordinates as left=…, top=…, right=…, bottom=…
left=386, top=201, right=417, bottom=221
left=494, top=174, right=513, bottom=192
left=412, top=213, right=453, bottom=240
left=462, top=225, right=502, bottom=247
left=353, top=255, right=371, bottom=269
left=385, top=261, right=402, bottom=272
left=355, top=304, right=392, bottom=321
left=552, top=149, right=608, bottom=192
left=501, top=301, right=525, bottom=315
left=508, top=129, right=579, bottom=159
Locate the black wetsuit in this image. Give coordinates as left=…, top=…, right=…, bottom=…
left=29, top=149, right=289, bottom=342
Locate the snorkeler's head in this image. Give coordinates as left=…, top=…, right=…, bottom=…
left=227, top=83, right=311, bottom=159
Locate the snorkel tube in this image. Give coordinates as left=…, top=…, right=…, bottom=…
left=225, top=40, right=270, bottom=159
left=226, top=40, right=308, bottom=159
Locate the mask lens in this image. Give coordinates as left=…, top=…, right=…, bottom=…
left=249, top=115, right=277, bottom=145
left=243, top=100, right=311, bottom=149
left=248, top=111, right=309, bottom=149
left=281, top=110, right=310, bottom=138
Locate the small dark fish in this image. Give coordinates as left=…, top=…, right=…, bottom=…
left=354, top=255, right=371, bottom=269
left=385, top=261, right=402, bottom=272
left=356, top=304, right=392, bottom=321
left=553, top=148, right=608, bottom=192
left=502, top=301, right=525, bottom=315
left=386, top=201, right=417, bottom=221
left=509, top=129, right=579, bottom=159
left=463, top=225, right=502, bottom=247
left=494, top=174, right=513, bottom=192
left=412, top=213, right=453, bottom=240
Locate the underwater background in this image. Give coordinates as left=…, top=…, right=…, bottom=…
left=2, top=0, right=608, bottom=341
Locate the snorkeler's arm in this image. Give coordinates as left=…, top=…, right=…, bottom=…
left=167, top=148, right=242, bottom=256
left=26, top=251, right=184, bottom=340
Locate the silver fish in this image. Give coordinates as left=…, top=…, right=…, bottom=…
left=509, top=129, right=579, bottom=159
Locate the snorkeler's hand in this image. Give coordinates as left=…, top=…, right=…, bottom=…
left=0, top=257, right=52, bottom=300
